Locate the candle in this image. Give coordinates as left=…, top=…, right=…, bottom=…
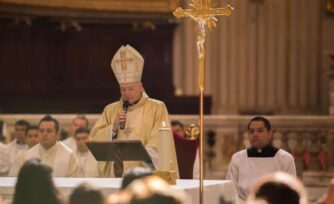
left=158, top=125, right=171, bottom=171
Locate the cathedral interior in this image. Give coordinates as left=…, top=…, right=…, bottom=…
left=0, top=0, right=334, bottom=203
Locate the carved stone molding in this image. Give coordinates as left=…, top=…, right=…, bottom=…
left=0, top=0, right=180, bottom=13
left=326, top=51, right=334, bottom=115
left=327, top=0, right=334, bottom=15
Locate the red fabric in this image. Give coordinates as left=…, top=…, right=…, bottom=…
left=173, top=133, right=198, bottom=179
left=302, top=151, right=312, bottom=170
left=318, top=149, right=328, bottom=170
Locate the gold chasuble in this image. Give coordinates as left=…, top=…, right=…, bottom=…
left=89, top=92, right=179, bottom=178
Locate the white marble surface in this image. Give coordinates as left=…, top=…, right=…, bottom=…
left=0, top=177, right=238, bottom=204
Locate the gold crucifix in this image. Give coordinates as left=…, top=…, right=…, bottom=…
left=173, top=1, right=233, bottom=204
left=115, top=50, right=135, bottom=71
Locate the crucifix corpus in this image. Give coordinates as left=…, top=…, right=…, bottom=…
left=173, top=1, right=233, bottom=204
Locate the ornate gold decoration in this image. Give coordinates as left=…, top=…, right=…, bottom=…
left=0, top=0, right=179, bottom=13
left=185, top=123, right=200, bottom=140
left=153, top=170, right=176, bottom=185
left=327, top=0, right=334, bottom=14
left=173, top=1, right=233, bottom=204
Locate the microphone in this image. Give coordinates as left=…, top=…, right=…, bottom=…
left=120, top=100, right=130, bottom=130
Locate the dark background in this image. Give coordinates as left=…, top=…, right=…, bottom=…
left=0, top=17, right=211, bottom=114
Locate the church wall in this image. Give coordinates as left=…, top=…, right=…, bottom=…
left=173, top=0, right=332, bottom=115
left=0, top=18, right=177, bottom=113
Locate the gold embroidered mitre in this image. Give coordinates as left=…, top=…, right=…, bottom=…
left=111, top=45, right=144, bottom=84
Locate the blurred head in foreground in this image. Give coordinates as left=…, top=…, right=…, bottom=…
left=120, top=167, right=152, bottom=190
left=108, top=175, right=188, bottom=204
left=246, top=172, right=307, bottom=204
left=69, top=182, right=104, bottom=204
left=13, top=158, right=63, bottom=204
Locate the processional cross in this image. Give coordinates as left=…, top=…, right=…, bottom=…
left=173, top=1, right=233, bottom=204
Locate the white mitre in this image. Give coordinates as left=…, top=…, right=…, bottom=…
left=111, top=45, right=144, bottom=84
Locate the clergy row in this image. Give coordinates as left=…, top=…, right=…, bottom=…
left=0, top=45, right=298, bottom=202
left=0, top=116, right=98, bottom=177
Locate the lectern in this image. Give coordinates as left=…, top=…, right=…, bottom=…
left=87, top=140, right=155, bottom=177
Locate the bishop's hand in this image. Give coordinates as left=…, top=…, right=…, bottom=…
left=113, top=111, right=126, bottom=131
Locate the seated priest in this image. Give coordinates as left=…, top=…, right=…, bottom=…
left=63, top=114, right=89, bottom=152
left=8, top=125, right=41, bottom=176
left=226, top=116, right=296, bottom=201
left=24, top=125, right=41, bottom=148
left=89, top=45, right=179, bottom=178
left=0, top=142, right=9, bottom=176
left=16, top=115, right=80, bottom=177
left=7, top=120, right=30, bottom=174
left=74, top=127, right=98, bottom=177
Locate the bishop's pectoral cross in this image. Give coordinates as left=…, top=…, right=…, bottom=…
left=123, top=127, right=132, bottom=138
left=173, top=1, right=233, bottom=204
left=115, top=50, right=135, bottom=71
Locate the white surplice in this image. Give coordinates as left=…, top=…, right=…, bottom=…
left=76, top=150, right=98, bottom=177
left=226, top=149, right=296, bottom=200
left=0, top=143, right=9, bottom=176
left=62, top=136, right=77, bottom=152
left=17, top=142, right=80, bottom=177
left=6, top=139, right=27, bottom=175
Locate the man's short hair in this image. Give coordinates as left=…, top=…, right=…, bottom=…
left=13, top=158, right=63, bottom=204
left=69, top=183, right=104, bottom=204
left=75, top=127, right=90, bottom=136
left=39, top=115, right=60, bottom=132
left=248, top=116, right=271, bottom=131
left=121, top=167, right=153, bottom=190
left=255, top=182, right=300, bottom=204
left=247, top=172, right=307, bottom=204
left=15, top=120, right=30, bottom=128
left=126, top=175, right=187, bottom=204
left=73, top=114, right=89, bottom=127
left=171, top=120, right=184, bottom=129
left=25, top=125, right=39, bottom=135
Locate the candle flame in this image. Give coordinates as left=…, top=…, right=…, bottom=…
left=162, top=121, right=166, bottom=128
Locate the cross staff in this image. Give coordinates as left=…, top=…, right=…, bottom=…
left=173, top=1, right=233, bottom=204
left=174, top=5, right=233, bottom=21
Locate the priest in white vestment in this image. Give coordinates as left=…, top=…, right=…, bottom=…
left=16, top=115, right=80, bottom=177
left=89, top=45, right=179, bottom=178
left=226, top=116, right=296, bottom=201
left=8, top=125, right=41, bottom=176
left=74, top=127, right=98, bottom=177
left=0, top=143, right=9, bottom=176
left=63, top=115, right=89, bottom=151
left=6, top=120, right=30, bottom=176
